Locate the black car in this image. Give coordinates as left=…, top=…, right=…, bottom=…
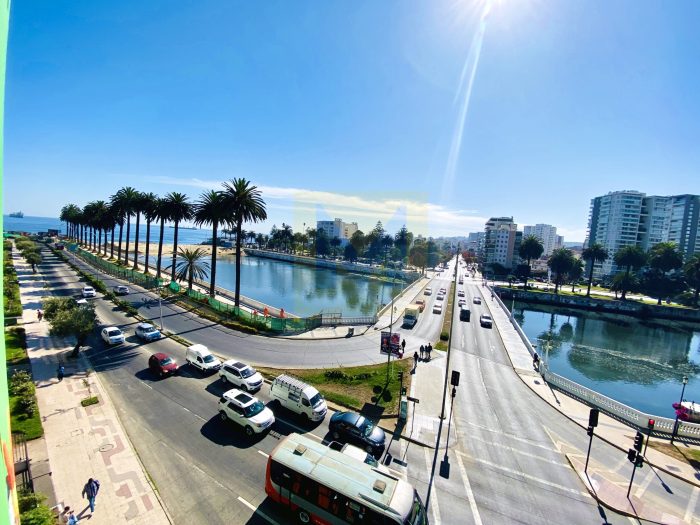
left=329, top=411, right=385, bottom=456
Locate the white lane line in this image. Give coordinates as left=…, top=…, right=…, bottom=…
left=455, top=449, right=484, bottom=525
left=258, top=450, right=270, bottom=458
left=456, top=451, right=589, bottom=497
left=467, top=434, right=570, bottom=468
left=424, top=448, right=441, bottom=525
left=468, top=423, right=559, bottom=452
left=684, top=486, right=699, bottom=524
left=237, top=496, right=281, bottom=525
left=633, top=467, right=656, bottom=499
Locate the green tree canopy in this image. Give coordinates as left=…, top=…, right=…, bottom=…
left=581, top=242, right=608, bottom=297
left=548, top=248, right=575, bottom=294
left=43, top=297, right=97, bottom=357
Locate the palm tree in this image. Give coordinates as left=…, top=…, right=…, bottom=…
left=112, top=187, right=140, bottom=266
left=140, top=192, right=158, bottom=273
left=648, top=242, right=683, bottom=305
left=581, top=242, right=608, bottom=297
left=154, top=197, right=170, bottom=280
left=99, top=203, right=116, bottom=256
left=170, top=247, right=210, bottom=292
left=109, top=192, right=126, bottom=262
left=90, top=200, right=110, bottom=256
left=613, top=245, right=647, bottom=300
left=222, top=178, right=267, bottom=307
left=518, top=235, right=544, bottom=289
left=107, top=202, right=123, bottom=259
left=164, top=192, right=193, bottom=283
left=246, top=231, right=256, bottom=247
left=548, top=248, right=574, bottom=294
left=60, top=204, right=81, bottom=240
left=131, top=191, right=149, bottom=270
left=193, top=190, right=229, bottom=297
left=82, top=202, right=99, bottom=251
left=568, top=258, right=584, bottom=293
left=683, top=255, right=700, bottom=307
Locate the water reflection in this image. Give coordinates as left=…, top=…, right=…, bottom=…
left=512, top=302, right=700, bottom=417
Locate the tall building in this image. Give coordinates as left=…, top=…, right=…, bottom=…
left=482, top=217, right=521, bottom=270
left=586, top=191, right=700, bottom=277
left=316, top=218, right=358, bottom=245
left=523, top=224, right=563, bottom=256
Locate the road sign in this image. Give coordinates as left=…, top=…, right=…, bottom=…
left=407, top=396, right=420, bottom=403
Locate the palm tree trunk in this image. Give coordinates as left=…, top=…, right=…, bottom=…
left=209, top=221, right=219, bottom=297
left=586, top=262, right=594, bottom=297
left=124, top=215, right=132, bottom=265
left=110, top=228, right=115, bottom=258
left=103, top=229, right=108, bottom=255
left=234, top=221, right=243, bottom=307
left=133, top=212, right=141, bottom=270
left=117, top=220, right=124, bottom=262
left=98, top=230, right=103, bottom=255
left=144, top=219, right=151, bottom=274
left=188, top=270, right=193, bottom=292
left=621, top=266, right=631, bottom=300
left=156, top=219, right=165, bottom=280
left=170, top=221, right=180, bottom=283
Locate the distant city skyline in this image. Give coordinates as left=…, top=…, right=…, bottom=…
left=4, top=1, right=699, bottom=241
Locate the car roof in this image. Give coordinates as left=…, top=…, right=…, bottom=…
left=152, top=352, right=169, bottom=360
left=338, top=411, right=362, bottom=426
left=223, top=388, right=256, bottom=406
left=104, top=326, right=120, bottom=331
left=137, top=323, right=156, bottom=329
left=83, top=286, right=94, bottom=289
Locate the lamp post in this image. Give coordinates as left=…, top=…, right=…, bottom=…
left=670, top=375, right=689, bottom=445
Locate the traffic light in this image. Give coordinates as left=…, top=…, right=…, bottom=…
left=627, top=449, right=637, bottom=463
left=635, top=455, right=644, bottom=468
left=587, top=426, right=594, bottom=437
left=450, top=370, right=461, bottom=387
left=588, top=408, right=599, bottom=428
left=647, top=419, right=655, bottom=432
left=397, top=370, right=403, bottom=382
left=633, top=431, right=644, bottom=452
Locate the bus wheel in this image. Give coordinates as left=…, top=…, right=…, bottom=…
left=298, top=509, right=311, bottom=524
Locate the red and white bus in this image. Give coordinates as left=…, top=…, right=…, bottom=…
left=266, top=433, right=428, bottom=525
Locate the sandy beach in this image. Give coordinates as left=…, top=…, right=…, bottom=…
left=102, top=243, right=243, bottom=259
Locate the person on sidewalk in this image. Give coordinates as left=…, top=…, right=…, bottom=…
left=427, top=343, right=432, bottom=361
left=37, top=309, right=43, bottom=321
left=61, top=506, right=79, bottom=524
left=413, top=351, right=419, bottom=369
left=419, top=345, right=425, bottom=360
left=57, top=365, right=65, bottom=382
left=401, top=339, right=406, bottom=355
left=81, top=478, right=100, bottom=514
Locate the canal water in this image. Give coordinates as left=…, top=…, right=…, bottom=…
left=509, top=301, right=700, bottom=418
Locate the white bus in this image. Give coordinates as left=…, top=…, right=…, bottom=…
left=266, top=433, right=428, bottom=525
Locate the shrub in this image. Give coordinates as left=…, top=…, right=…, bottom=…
left=440, top=331, right=449, bottom=341
left=10, top=370, right=33, bottom=395
left=18, top=490, right=54, bottom=525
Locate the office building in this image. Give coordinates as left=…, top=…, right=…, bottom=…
left=316, top=218, right=358, bottom=245
left=523, top=224, right=564, bottom=257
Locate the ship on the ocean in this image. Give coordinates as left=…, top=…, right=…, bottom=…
left=9, top=211, right=24, bottom=218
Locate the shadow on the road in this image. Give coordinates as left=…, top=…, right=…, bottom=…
left=200, top=415, right=264, bottom=449
left=85, top=343, right=142, bottom=372
left=243, top=497, right=290, bottom=525
left=177, top=363, right=219, bottom=381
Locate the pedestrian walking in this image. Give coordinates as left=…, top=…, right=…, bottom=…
left=82, top=478, right=100, bottom=514
left=427, top=343, right=432, bottom=361
left=401, top=339, right=406, bottom=354
left=419, top=344, right=425, bottom=360
left=37, top=309, right=43, bottom=321
left=413, top=351, right=419, bottom=368
left=57, top=365, right=65, bottom=382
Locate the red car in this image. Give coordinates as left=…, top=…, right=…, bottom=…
left=148, top=353, right=178, bottom=377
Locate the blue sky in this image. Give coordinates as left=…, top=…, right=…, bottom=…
left=4, top=0, right=699, bottom=241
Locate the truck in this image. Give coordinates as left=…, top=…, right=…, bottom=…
left=402, top=306, right=420, bottom=328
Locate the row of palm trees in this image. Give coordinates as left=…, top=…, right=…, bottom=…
left=60, top=178, right=267, bottom=306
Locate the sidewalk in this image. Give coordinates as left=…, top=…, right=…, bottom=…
left=15, top=255, right=171, bottom=524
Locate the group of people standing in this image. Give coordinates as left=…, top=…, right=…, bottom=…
left=413, top=343, right=433, bottom=366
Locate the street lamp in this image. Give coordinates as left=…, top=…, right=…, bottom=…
left=670, top=375, right=689, bottom=445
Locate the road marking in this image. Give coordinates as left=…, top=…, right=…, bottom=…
left=467, top=434, right=570, bottom=467
left=258, top=450, right=269, bottom=458
left=424, top=448, right=441, bottom=525
left=455, top=448, right=483, bottom=525
left=633, top=466, right=656, bottom=498
left=456, top=450, right=589, bottom=498
left=237, top=496, right=281, bottom=525
left=684, top=486, right=699, bottom=523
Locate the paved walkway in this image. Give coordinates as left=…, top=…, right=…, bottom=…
left=15, top=253, right=171, bottom=525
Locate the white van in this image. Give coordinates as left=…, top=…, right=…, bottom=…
left=270, top=375, right=327, bottom=421
left=185, top=344, right=222, bottom=373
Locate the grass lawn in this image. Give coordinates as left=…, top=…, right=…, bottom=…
left=5, top=327, right=29, bottom=366
left=257, top=360, right=413, bottom=417
left=9, top=395, right=43, bottom=440
left=647, top=441, right=700, bottom=470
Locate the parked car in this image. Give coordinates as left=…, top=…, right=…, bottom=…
left=424, top=287, right=432, bottom=296
left=113, top=285, right=130, bottom=295
left=82, top=286, right=96, bottom=298
left=473, top=297, right=482, bottom=305
left=220, top=360, right=264, bottom=392
left=330, top=441, right=390, bottom=473
left=148, top=353, right=178, bottom=377
left=270, top=375, right=327, bottom=421
left=186, top=344, right=221, bottom=373
left=135, top=323, right=162, bottom=342
left=458, top=298, right=466, bottom=307
left=218, top=388, right=275, bottom=436
left=328, top=411, right=386, bottom=456
left=479, top=314, right=493, bottom=328
left=439, top=288, right=446, bottom=294
left=414, top=300, right=426, bottom=312
left=436, top=294, right=444, bottom=302
left=433, top=304, right=442, bottom=314
left=101, top=327, right=125, bottom=345
left=457, top=290, right=465, bottom=297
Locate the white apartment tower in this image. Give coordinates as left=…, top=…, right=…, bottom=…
left=523, top=224, right=563, bottom=256
left=316, top=218, right=359, bottom=245
left=482, top=217, right=521, bottom=270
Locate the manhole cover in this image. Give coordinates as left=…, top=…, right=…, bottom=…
left=98, top=443, right=114, bottom=452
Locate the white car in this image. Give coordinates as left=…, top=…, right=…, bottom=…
left=473, top=297, right=482, bottom=305
left=101, top=327, right=125, bottom=345
left=457, top=290, right=465, bottom=297
left=335, top=442, right=390, bottom=473
left=135, top=323, right=162, bottom=341
left=436, top=294, right=444, bottom=301
left=82, top=286, right=96, bottom=298
left=433, top=304, right=442, bottom=314
left=480, top=315, right=493, bottom=328
left=424, top=287, right=432, bottom=296
left=458, top=298, right=466, bottom=307
left=113, top=285, right=130, bottom=295
left=218, top=388, right=275, bottom=436
left=439, top=288, right=446, bottom=294
left=219, top=360, right=264, bottom=392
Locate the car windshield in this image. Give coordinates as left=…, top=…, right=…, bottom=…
left=309, top=393, right=324, bottom=407
left=240, top=367, right=256, bottom=378
left=243, top=400, right=265, bottom=418
left=144, top=326, right=157, bottom=334
left=361, top=421, right=374, bottom=436
left=159, top=357, right=173, bottom=366
left=108, top=330, right=121, bottom=337
left=203, top=354, right=216, bottom=363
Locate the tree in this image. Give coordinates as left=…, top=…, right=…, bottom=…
left=164, top=192, right=193, bottom=283
left=381, top=234, right=394, bottom=265
left=44, top=297, right=97, bottom=358
left=222, top=178, right=267, bottom=307
left=394, top=225, right=413, bottom=262
left=647, top=242, right=683, bottom=305
left=60, top=204, right=82, bottom=240
left=109, top=191, right=126, bottom=262
left=131, top=191, right=149, bottom=270
left=343, top=244, right=358, bottom=262
left=518, top=235, right=544, bottom=289
left=24, top=251, right=42, bottom=273
left=567, top=258, right=584, bottom=292
left=581, top=243, right=608, bottom=297
left=141, top=192, right=159, bottom=274
left=611, top=272, right=638, bottom=300
left=315, top=230, right=331, bottom=256
left=409, top=243, right=427, bottom=273
left=683, top=255, right=700, bottom=307
left=349, top=230, right=366, bottom=257
left=613, top=245, right=647, bottom=300
left=154, top=197, right=169, bottom=280
left=548, top=248, right=575, bottom=294
left=193, top=190, right=229, bottom=297
left=330, top=236, right=342, bottom=256
left=170, top=247, right=211, bottom=292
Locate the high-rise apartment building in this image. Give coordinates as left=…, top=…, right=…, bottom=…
left=586, top=191, right=699, bottom=277
left=523, top=224, right=563, bottom=256
left=482, top=217, right=521, bottom=270
left=316, top=218, right=359, bottom=245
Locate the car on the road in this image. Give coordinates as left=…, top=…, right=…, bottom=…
left=186, top=344, right=222, bottom=373
left=331, top=441, right=390, bottom=473
left=457, top=290, right=465, bottom=297
left=436, top=294, right=444, bottom=301
left=135, top=323, right=162, bottom=342
left=218, top=388, right=275, bottom=436
left=219, top=360, right=264, bottom=392
left=439, top=288, right=446, bottom=294
left=328, top=411, right=386, bottom=456
left=479, top=314, right=493, bottom=328
left=414, top=300, right=425, bottom=312
left=432, top=304, right=442, bottom=314
left=148, top=353, right=178, bottom=377
left=55, top=243, right=65, bottom=250
left=113, top=285, right=130, bottom=295
left=82, top=286, right=96, bottom=298
left=473, top=297, right=482, bottom=305
left=101, top=326, right=125, bottom=345
left=458, top=298, right=466, bottom=307
left=424, top=287, right=432, bottom=296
